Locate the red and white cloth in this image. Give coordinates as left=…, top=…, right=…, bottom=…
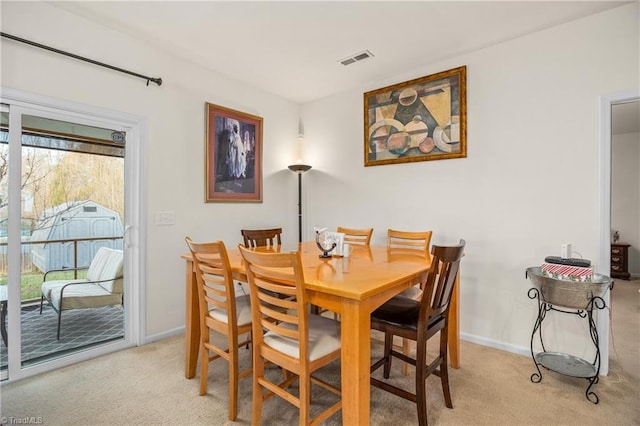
left=541, top=262, right=593, bottom=279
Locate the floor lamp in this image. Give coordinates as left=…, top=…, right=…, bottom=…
left=288, top=163, right=312, bottom=243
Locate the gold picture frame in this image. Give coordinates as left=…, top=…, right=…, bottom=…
left=364, top=65, right=467, bottom=166
left=205, top=102, right=263, bottom=202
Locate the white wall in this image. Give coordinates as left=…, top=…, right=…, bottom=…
left=2, top=2, right=638, bottom=357
left=302, top=3, right=639, bottom=355
left=612, top=131, right=640, bottom=276
left=1, top=2, right=301, bottom=337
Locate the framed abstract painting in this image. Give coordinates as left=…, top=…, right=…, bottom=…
left=364, top=66, right=467, bottom=166
left=205, top=102, right=263, bottom=202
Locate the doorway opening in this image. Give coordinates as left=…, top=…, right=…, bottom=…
left=598, top=90, right=640, bottom=376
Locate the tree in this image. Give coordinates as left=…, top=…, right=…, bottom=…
left=1, top=136, right=124, bottom=233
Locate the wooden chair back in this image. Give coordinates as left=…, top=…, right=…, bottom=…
left=241, top=228, right=282, bottom=248
left=419, top=240, right=466, bottom=327
left=239, top=247, right=309, bottom=366
left=387, top=229, right=432, bottom=257
left=186, top=238, right=238, bottom=332
left=337, top=226, right=373, bottom=246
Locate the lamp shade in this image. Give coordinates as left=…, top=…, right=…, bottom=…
left=288, top=164, right=312, bottom=173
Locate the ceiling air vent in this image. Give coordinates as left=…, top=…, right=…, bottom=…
left=339, top=50, right=374, bottom=66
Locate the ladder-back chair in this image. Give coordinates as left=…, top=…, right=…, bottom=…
left=184, top=237, right=252, bottom=421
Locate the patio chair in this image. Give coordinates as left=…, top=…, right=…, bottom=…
left=40, top=247, right=124, bottom=339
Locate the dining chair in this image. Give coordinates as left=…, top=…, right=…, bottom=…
left=238, top=245, right=342, bottom=425
left=387, top=228, right=432, bottom=298
left=387, top=229, right=433, bottom=375
left=314, top=226, right=374, bottom=320
left=184, top=237, right=252, bottom=421
left=387, top=228, right=432, bottom=256
left=241, top=228, right=282, bottom=248
left=370, top=240, right=465, bottom=426
left=337, top=226, right=373, bottom=246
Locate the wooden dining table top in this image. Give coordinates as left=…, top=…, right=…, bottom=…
left=220, top=241, right=432, bottom=298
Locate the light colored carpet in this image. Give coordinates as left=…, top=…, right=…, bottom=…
left=609, top=279, right=640, bottom=382
left=1, top=282, right=638, bottom=425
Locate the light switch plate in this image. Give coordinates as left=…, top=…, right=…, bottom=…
left=155, top=211, right=176, bottom=226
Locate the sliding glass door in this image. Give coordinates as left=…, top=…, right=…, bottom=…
left=0, top=90, right=144, bottom=381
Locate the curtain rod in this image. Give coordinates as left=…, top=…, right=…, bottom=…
left=1, top=32, right=162, bottom=87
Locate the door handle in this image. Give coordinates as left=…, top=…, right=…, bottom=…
left=123, top=225, right=133, bottom=248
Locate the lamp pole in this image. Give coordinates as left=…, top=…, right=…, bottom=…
left=288, top=164, right=312, bottom=243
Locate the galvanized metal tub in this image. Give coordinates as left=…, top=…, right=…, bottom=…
left=526, top=266, right=612, bottom=309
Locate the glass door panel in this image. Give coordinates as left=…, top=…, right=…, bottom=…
left=1, top=108, right=126, bottom=374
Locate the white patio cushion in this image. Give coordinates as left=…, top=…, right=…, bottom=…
left=86, top=247, right=112, bottom=281
left=97, top=249, right=124, bottom=293
left=263, top=314, right=340, bottom=361
left=208, top=294, right=252, bottom=326
left=42, top=279, right=87, bottom=300
left=46, top=281, right=122, bottom=310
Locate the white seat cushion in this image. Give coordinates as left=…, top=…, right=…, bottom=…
left=399, top=285, right=422, bottom=300
left=208, top=294, right=252, bottom=326
left=264, top=314, right=341, bottom=361
left=42, top=279, right=87, bottom=300
left=45, top=280, right=122, bottom=310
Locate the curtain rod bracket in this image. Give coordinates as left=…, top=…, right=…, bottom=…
left=1, top=32, right=163, bottom=87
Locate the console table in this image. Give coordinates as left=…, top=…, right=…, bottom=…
left=526, top=267, right=612, bottom=404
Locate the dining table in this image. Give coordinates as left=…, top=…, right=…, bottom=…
left=181, top=241, right=460, bottom=425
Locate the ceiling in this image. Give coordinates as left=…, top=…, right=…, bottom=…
left=51, top=1, right=630, bottom=104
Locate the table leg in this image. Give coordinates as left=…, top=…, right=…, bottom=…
left=340, top=299, right=370, bottom=425
left=448, top=272, right=460, bottom=369
left=185, top=259, right=200, bottom=379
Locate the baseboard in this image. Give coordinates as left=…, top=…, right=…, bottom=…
left=372, top=329, right=531, bottom=359
left=144, top=326, right=185, bottom=344
left=460, top=332, right=530, bottom=358
left=143, top=327, right=532, bottom=359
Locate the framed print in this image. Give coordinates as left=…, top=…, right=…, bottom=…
left=364, top=65, right=466, bottom=166
left=205, top=102, right=263, bottom=202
